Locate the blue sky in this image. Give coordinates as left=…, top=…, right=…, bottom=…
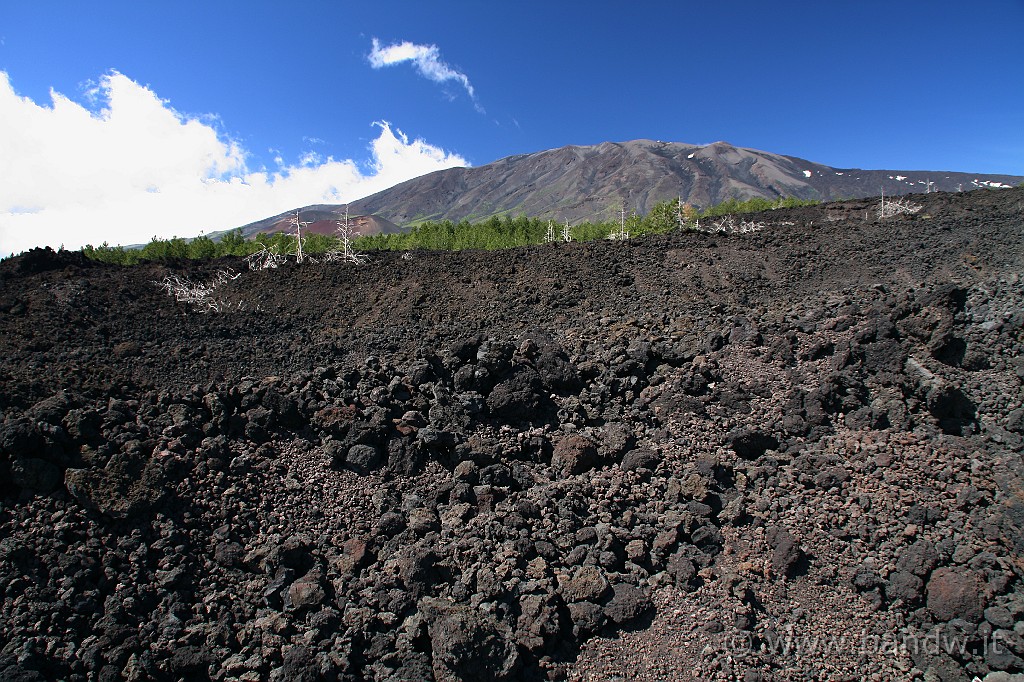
left=1, top=1, right=1022, bottom=254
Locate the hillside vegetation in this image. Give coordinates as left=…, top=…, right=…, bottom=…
left=80, top=196, right=818, bottom=265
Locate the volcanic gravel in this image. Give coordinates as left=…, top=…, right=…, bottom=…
left=1, top=189, right=1023, bottom=682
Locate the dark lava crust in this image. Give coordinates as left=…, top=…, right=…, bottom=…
left=1, top=189, right=1023, bottom=681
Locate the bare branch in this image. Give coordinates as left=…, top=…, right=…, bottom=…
left=244, top=246, right=286, bottom=271
left=545, top=220, right=556, bottom=243
left=291, top=211, right=309, bottom=264
left=607, top=203, right=631, bottom=240
left=701, top=215, right=764, bottom=234
left=877, top=196, right=923, bottom=220
left=324, top=205, right=369, bottom=264
left=152, top=268, right=243, bottom=313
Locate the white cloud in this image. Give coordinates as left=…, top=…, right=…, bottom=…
left=0, top=71, right=468, bottom=256
left=368, top=38, right=482, bottom=111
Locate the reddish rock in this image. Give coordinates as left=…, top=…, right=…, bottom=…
left=551, top=435, right=599, bottom=477
left=285, top=569, right=326, bottom=612
left=335, top=537, right=370, bottom=575
left=926, top=567, right=987, bottom=622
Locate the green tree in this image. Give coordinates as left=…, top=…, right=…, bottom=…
left=218, top=228, right=247, bottom=256
left=637, top=200, right=678, bottom=235
left=139, top=236, right=189, bottom=261
left=188, top=235, right=217, bottom=259
left=304, top=232, right=337, bottom=254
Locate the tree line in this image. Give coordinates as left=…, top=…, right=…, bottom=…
left=81, top=196, right=818, bottom=265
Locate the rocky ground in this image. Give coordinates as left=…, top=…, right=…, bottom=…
left=1, top=188, right=1023, bottom=682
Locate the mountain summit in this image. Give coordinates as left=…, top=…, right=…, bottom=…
left=340, top=139, right=1020, bottom=225
left=232, top=140, right=1021, bottom=234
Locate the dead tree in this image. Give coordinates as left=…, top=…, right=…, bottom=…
left=290, top=210, right=309, bottom=264
left=326, top=205, right=368, bottom=264
left=877, top=189, right=922, bottom=219
left=608, top=203, right=630, bottom=240
left=245, top=246, right=286, bottom=271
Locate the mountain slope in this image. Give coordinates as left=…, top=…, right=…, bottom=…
left=344, top=139, right=1021, bottom=225
left=224, top=205, right=402, bottom=240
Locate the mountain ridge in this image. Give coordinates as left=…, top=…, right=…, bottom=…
left=235, top=139, right=1022, bottom=232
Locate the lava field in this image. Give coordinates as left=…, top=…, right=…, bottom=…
left=1, top=189, right=1023, bottom=682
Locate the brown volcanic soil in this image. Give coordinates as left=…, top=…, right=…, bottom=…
left=1, top=189, right=1023, bottom=682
